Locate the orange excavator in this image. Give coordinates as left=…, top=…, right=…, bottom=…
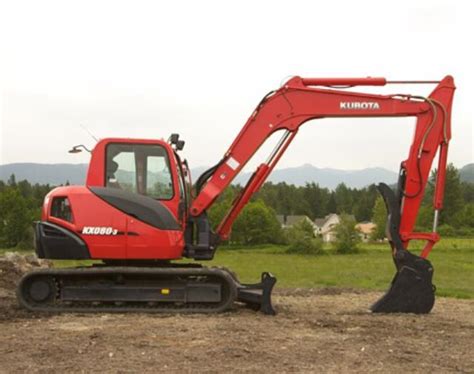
left=18, top=76, right=455, bottom=315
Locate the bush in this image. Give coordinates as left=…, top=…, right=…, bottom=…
left=16, top=226, right=35, bottom=250
left=332, top=214, right=361, bottom=254
left=285, top=219, right=324, bottom=255
left=437, top=224, right=456, bottom=237
left=453, top=203, right=474, bottom=228
left=455, top=226, right=474, bottom=237
left=286, top=236, right=324, bottom=255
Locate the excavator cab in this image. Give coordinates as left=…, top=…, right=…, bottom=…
left=84, top=138, right=186, bottom=223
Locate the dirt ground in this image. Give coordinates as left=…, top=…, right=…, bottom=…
left=0, top=255, right=473, bottom=373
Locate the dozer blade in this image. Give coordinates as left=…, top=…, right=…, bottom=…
left=237, top=272, right=277, bottom=315
left=371, top=183, right=435, bottom=314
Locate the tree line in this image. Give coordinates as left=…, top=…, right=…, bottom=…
left=1, top=164, right=473, bottom=249
left=209, top=163, right=474, bottom=244
left=0, top=175, right=52, bottom=248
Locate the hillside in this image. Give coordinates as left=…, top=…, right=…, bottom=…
left=1, top=162, right=472, bottom=189
left=460, top=163, right=474, bottom=183
left=234, top=164, right=398, bottom=189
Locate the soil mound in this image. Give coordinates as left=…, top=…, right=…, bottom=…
left=0, top=252, right=52, bottom=320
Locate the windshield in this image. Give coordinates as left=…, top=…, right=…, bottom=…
left=105, top=143, right=174, bottom=200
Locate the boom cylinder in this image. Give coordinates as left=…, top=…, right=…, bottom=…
left=433, top=142, right=449, bottom=210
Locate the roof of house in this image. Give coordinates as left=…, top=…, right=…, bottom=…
left=356, top=222, right=376, bottom=234
left=314, top=218, right=326, bottom=227
left=276, top=215, right=311, bottom=226
left=314, top=213, right=338, bottom=228
left=314, top=213, right=356, bottom=230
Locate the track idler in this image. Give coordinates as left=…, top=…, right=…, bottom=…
left=371, top=183, right=435, bottom=314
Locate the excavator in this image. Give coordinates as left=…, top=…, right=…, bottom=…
left=18, top=75, right=455, bottom=315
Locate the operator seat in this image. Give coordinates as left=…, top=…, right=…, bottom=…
left=106, top=160, right=121, bottom=189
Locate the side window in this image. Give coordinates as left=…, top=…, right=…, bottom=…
left=146, top=155, right=173, bottom=199
left=51, top=197, right=73, bottom=222
left=106, top=143, right=174, bottom=200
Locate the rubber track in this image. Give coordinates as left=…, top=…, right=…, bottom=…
left=17, top=266, right=238, bottom=313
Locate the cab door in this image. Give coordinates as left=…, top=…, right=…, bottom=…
left=104, top=141, right=182, bottom=259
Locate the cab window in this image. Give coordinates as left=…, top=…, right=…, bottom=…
left=105, top=143, right=174, bottom=200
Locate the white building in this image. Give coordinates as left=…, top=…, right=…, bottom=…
left=314, top=213, right=341, bottom=242
left=314, top=214, right=376, bottom=242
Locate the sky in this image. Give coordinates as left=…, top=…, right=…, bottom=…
left=0, top=0, right=472, bottom=174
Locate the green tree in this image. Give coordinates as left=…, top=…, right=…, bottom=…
left=439, top=164, right=464, bottom=224
left=326, top=193, right=337, bottom=214
left=424, top=164, right=463, bottom=225
left=301, top=182, right=331, bottom=220
left=371, top=196, right=387, bottom=240
left=354, top=193, right=372, bottom=222
left=436, top=224, right=456, bottom=237
left=335, top=183, right=353, bottom=214
left=285, top=218, right=323, bottom=255
left=416, top=205, right=434, bottom=231
left=207, top=188, right=234, bottom=229
left=332, top=214, right=361, bottom=253
left=17, top=180, right=33, bottom=198
left=258, top=182, right=280, bottom=211
left=0, top=188, right=31, bottom=247
left=461, top=182, right=474, bottom=204
left=453, top=203, right=474, bottom=228
left=7, top=174, right=16, bottom=187
left=232, top=199, right=283, bottom=245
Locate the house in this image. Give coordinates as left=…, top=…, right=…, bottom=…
left=314, top=214, right=377, bottom=243
left=276, top=215, right=314, bottom=229
left=314, top=213, right=342, bottom=242
left=356, top=221, right=377, bottom=242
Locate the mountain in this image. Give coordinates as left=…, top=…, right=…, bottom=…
left=460, top=163, right=474, bottom=183
left=1, top=162, right=472, bottom=189
left=0, top=163, right=88, bottom=185
left=233, top=164, right=398, bottom=190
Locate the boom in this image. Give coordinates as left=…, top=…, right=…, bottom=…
left=191, top=76, right=455, bottom=260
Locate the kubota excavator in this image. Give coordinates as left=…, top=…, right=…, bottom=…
left=18, top=75, right=455, bottom=315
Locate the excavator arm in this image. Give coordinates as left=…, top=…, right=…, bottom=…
left=187, top=75, right=455, bottom=314
left=192, top=76, right=454, bottom=248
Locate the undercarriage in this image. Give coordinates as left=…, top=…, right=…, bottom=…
left=17, top=265, right=276, bottom=314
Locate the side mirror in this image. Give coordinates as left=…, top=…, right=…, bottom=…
left=169, top=133, right=180, bottom=144
left=176, top=140, right=185, bottom=151
left=168, top=134, right=185, bottom=151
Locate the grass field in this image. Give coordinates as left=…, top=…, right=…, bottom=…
left=208, top=238, right=474, bottom=299
left=2, top=238, right=473, bottom=298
